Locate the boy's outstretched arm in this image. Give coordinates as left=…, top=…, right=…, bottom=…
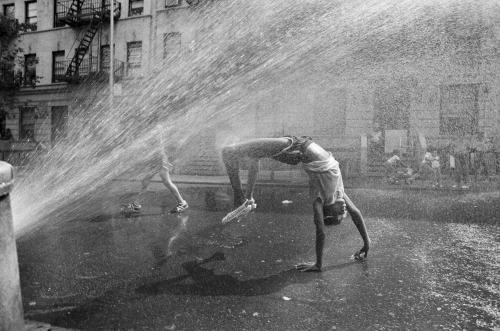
left=344, top=193, right=370, bottom=259
left=296, top=198, right=325, bottom=272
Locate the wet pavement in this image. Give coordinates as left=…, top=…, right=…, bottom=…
left=16, top=184, right=500, bottom=330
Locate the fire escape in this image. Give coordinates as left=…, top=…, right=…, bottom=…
left=55, top=0, right=121, bottom=83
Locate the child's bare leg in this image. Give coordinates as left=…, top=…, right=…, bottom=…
left=246, top=158, right=259, bottom=201
left=222, top=138, right=290, bottom=207
left=222, top=147, right=245, bottom=207
left=159, top=167, right=186, bottom=204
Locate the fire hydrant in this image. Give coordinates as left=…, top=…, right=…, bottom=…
left=0, top=161, right=24, bottom=330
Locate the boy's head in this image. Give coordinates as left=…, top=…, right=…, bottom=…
left=323, top=199, right=347, bottom=226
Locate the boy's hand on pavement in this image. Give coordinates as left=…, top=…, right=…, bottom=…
left=295, top=262, right=321, bottom=272
left=354, top=244, right=369, bottom=260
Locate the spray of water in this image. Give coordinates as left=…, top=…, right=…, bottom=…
left=11, top=0, right=500, bottom=236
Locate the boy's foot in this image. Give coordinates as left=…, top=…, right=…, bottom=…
left=222, top=199, right=253, bottom=224
left=170, top=201, right=189, bottom=214
left=247, top=198, right=257, bottom=210
left=122, top=202, right=141, bottom=213
left=461, top=185, right=469, bottom=190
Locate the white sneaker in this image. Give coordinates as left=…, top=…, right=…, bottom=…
left=247, top=199, right=257, bottom=210
left=222, top=200, right=253, bottom=224
left=170, top=201, right=189, bottom=214
left=122, top=202, right=141, bottom=213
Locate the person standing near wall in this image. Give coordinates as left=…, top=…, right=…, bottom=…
left=452, top=137, right=470, bottom=189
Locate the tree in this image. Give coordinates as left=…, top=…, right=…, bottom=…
left=0, top=14, right=40, bottom=90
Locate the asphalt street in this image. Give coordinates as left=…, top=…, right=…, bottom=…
left=16, top=184, right=500, bottom=330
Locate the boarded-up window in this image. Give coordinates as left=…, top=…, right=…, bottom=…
left=439, top=84, right=479, bottom=135
left=163, top=32, right=181, bottom=60
left=19, top=106, right=36, bottom=141
left=126, top=41, right=142, bottom=76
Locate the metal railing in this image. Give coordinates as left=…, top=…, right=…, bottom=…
left=53, top=57, right=125, bottom=82
left=55, top=0, right=121, bottom=25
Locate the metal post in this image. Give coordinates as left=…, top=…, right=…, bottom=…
left=0, top=161, right=24, bottom=331
left=109, top=0, right=114, bottom=109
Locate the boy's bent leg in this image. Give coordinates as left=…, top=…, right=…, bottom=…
left=222, top=138, right=290, bottom=206
left=246, top=158, right=259, bottom=207
left=222, top=145, right=245, bottom=206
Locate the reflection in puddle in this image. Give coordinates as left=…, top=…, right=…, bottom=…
left=166, top=214, right=189, bottom=257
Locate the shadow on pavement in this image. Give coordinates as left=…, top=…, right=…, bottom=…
left=25, top=252, right=362, bottom=328
left=136, top=253, right=359, bottom=297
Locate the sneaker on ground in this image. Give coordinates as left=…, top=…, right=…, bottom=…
left=122, top=202, right=141, bottom=213
left=247, top=198, right=257, bottom=210
left=170, top=201, right=189, bottom=214
left=222, top=200, right=253, bottom=224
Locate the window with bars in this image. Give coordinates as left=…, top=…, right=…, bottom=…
left=19, top=106, right=36, bottom=141
left=439, top=84, right=480, bottom=136
left=52, top=51, right=65, bottom=83
left=25, top=1, right=37, bottom=31
left=165, top=0, right=180, bottom=8
left=126, top=41, right=142, bottom=76
left=24, top=53, right=37, bottom=86
left=129, top=0, right=143, bottom=16
left=3, top=3, right=15, bottom=18
left=163, top=32, right=181, bottom=60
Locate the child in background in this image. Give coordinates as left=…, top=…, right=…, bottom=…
left=123, top=125, right=189, bottom=214
left=385, top=150, right=409, bottom=184
left=422, top=149, right=442, bottom=188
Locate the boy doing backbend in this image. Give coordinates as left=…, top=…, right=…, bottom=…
left=221, top=136, right=370, bottom=272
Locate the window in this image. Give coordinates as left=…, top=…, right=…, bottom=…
left=3, top=3, right=15, bottom=18
left=126, top=41, right=142, bottom=76
left=165, top=0, right=180, bottom=8
left=25, top=1, right=37, bottom=31
left=24, top=53, right=37, bottom=86
left=100, top=45, right=110, bottom=72
left=52, top=51, right=65, bottom=83
left=19, top=106, right=36, bottom=141
left=439, top=84, right=480, bottom=136
left=163, top=32, right=181, bottom=60
left=53, top=1, right=65, bottom=28
left=129, top=0, right=143, bottom=16
left=51, top=106, right=68, bottom=143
